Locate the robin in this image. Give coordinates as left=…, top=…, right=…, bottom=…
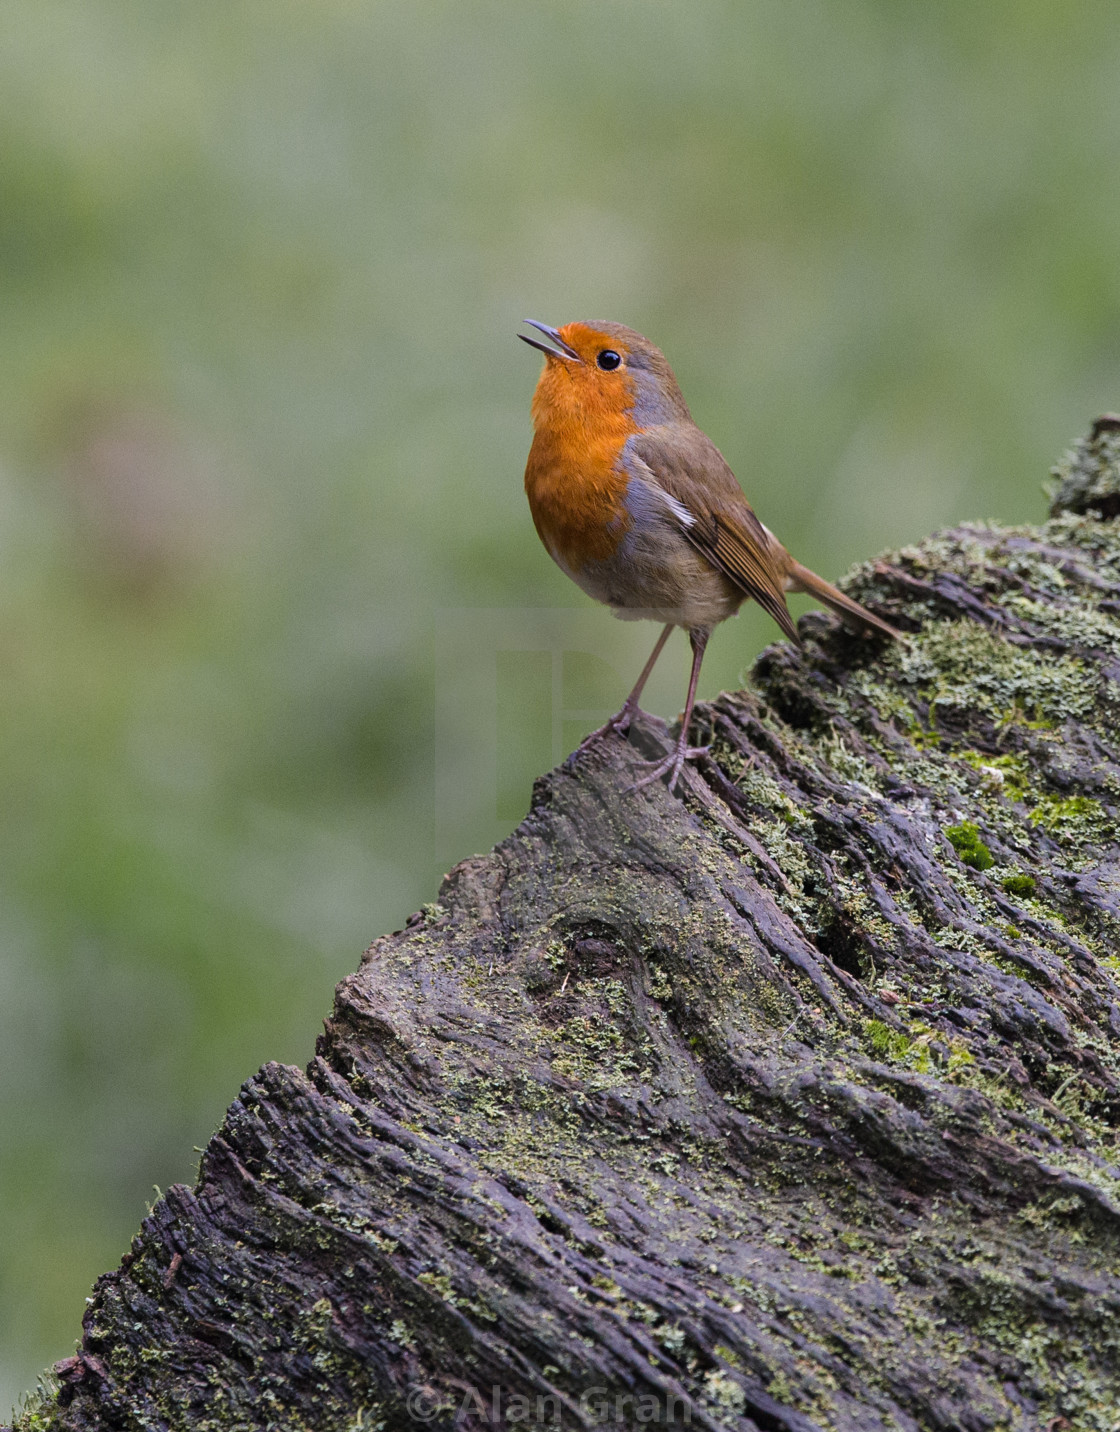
left=519, top=320, right=901, bottom=792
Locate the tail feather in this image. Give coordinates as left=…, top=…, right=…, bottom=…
left=786, top=561, right=902, bottom=641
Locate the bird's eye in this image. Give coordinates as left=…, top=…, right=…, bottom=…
left=596, top=349, right=622, bottom=371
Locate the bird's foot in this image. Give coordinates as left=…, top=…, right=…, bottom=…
left=577, top=701, right=646, bottom=751
left=626, top=741, right=711, bottom=796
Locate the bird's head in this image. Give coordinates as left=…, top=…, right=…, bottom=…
left=520, top=320, right=691, bottom=432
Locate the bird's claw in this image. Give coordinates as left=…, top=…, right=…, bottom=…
left=626, top=743, right=711, bottom=796
left=577, top=703, right=643, bottom=751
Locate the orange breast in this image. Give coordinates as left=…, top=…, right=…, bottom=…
left=524, top=372, right=637, bottom=571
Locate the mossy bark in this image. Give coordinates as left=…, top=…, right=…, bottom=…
left=14, top=425, right=1120, bottom=1432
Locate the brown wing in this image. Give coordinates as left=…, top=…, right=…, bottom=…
left=684, top=506, right=799, bottom=642
left=627, top=428, right=799, bottom=642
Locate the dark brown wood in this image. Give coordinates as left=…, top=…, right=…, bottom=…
left=14, top=424, right=1120, bottom=1432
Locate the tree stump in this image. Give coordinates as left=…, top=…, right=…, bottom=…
left=14, top=422, right=1120, bottom=1432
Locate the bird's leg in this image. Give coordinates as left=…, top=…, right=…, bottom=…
left=628, top=627, right=711, bottom=794
left=607, top=622, right=675, bottom=733
left=577, top=623, right=674, bottom=750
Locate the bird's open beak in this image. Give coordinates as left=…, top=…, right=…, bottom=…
left=518, top=320, right=581, bottom=362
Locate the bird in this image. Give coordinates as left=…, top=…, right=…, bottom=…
left=519, top=319, right=901, bottom=793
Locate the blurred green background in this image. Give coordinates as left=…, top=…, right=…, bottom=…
left=3, top=0, right=1120, bottom=1409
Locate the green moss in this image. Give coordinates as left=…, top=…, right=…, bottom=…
left=417, top=1272, right=455, bottom=1302
left=894, top=618, right=1097, bottom=728
left=11, top=1375, right=63, bottom=1432
left=703, top=1368, right=747, bottom=1412
left=866, top=1019, right=911, bottom=1061
left=1028, top=793, right=1106, bottom=840
left=946, top=1040, right=975, bottom=1072
left=1001, top=872, right=1036, bottom=897
left=1049, top=426, right=1120, bottom=518
left=943, top=821, right=994, bottom=871
left=960, top=751, right=1031, bottom=802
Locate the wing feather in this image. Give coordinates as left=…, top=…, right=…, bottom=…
left=686, top=508, right=800, bottom=642
left=627, top=430, right=799, bottom=642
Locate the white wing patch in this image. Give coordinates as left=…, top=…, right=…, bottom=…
left=660, top=489, right=696, bottom=528
left=622, top=446, right=696, bottom=529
